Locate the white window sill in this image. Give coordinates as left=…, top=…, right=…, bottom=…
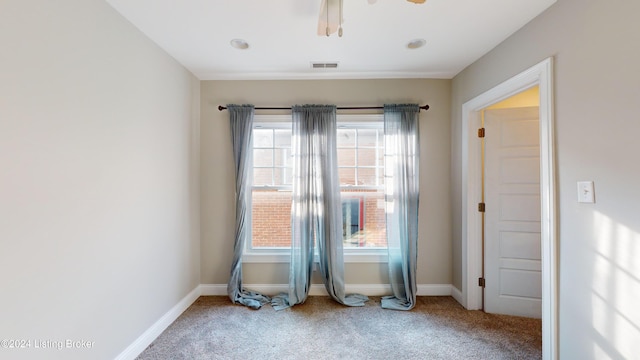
left=242, top=250, right=388, bottom=264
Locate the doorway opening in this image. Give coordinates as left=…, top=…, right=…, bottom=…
left=461, top=58, right=556, bottom=359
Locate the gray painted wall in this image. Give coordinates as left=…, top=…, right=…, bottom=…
left=451, top=0, right=640, bottom=358
left=200, top=79, right=452, bottom=287
left=0, top=1, right=200, bottom=359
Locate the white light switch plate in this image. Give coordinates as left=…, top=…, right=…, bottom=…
left=577, top=181, right=595, bottom=203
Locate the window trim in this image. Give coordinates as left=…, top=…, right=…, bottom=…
left=245, top=114, right=387, bottom=264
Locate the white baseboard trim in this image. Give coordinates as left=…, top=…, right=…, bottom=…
left=199, top=283, right=227, bottom=296
left=115, top=286, right=201, bottom=360
left=416, top=284, right=454, bottom=296
left=200, top=283, right=455, bottom=297
left=450, top=286, right=464, bottom=306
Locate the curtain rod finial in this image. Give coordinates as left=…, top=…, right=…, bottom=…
left=218, top=105, right=226, bottom=111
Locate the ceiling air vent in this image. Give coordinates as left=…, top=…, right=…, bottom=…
left=311, top=62, right=339, bottom=69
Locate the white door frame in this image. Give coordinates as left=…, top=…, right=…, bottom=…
left=461, top=57, right=557, bottom=359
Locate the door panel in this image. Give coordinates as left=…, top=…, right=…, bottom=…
left=499, top=232, right=541, bottom=260
left=500, top=119, right=539, bottom=147
left=500, top=194, right=540, bottom=221
left=484, top=106, right=542, bottom=318
left=500, top=269, right=542, bottom=298
left=501, top=157, right=539, bottom=183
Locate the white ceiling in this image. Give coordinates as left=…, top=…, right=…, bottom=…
left=105, top=0, right=556, bottom=80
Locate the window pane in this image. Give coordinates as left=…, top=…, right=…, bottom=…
left=274, top=129, right=291, bottom=147
left=254, top=149, right=273, bottom=167
left=254, top=129, right=273, bottom=147
left=337, top=148, right=355, bottom=167
left=341, top=190, right=386, bottom=248
left=253, top=168, right=273, bottom=186
left=357, top=129, right=378, bottom=147
left=337, top=129, right=356, bottom=147
left=342, top=197, right=361, bottom=245
left=339, top=168, right=356, bottom=185
left=357, top=148, right=377, bottom=167
left=274, top=148, right=291, bottom=167
left=274, top=167, right=292, bottom=185
left=358, top=167, right=377, bottom=186
left=252, top=190, right=292, bottom=247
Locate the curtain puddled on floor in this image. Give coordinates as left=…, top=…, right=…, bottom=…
left=227, top=104, right=270, bottom=309
left=272, top=105, right=368, bottom=310
left=382, top=104, right=421, bottom=311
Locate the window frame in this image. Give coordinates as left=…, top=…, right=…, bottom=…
left=244, top=114, right=387, bottom=263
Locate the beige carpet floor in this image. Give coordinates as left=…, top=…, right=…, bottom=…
left=137, top=296, right=541, bottom=360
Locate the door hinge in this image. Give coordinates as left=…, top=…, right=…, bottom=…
left=478, top=202, right=486, bottom=212
left=478, top=278, right=486, bottom=288
left=478, top=127, right=485, bottom=138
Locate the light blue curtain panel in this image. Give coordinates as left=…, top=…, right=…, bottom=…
left=272, top=105, right=368, bottom=310
left=382, top=104, right=421, bottom=310
left=227, top=104, right=270, bottom=310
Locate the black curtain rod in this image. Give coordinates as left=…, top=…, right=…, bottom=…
left=217, top=105, right=429, bottom=111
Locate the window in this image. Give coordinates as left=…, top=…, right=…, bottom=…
left=336, top=124, right=386, bottom=248
left=250, top=115, right=387, bottom=259
left=252, top=123, right=292, bottom=248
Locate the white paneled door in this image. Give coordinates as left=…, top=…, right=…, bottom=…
left=484, top=107, right=542, bottom=318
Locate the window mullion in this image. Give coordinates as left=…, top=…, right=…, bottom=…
left=376, top=129, right=381, bottom=187
left=271, top=129, right=275, bottom=186
left=354, top=129, right=359, bottom=185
